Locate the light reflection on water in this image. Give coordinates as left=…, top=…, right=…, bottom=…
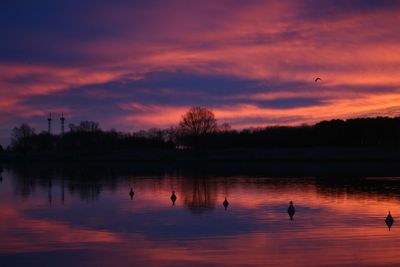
left=0, top=165, right=400, bottom=267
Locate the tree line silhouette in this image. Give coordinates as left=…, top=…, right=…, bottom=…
left=4, top=106, right=400, bottom=155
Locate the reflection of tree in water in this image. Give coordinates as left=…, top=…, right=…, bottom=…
left=313, top=177, right=400, bottom=201
left=69, top=181, right=102, bottom=201
left=9, top=166, right=35, bottom=198
left=181, top=177, right=218, bottom=214
left=6, top=164, right=119, bottom=202
left=6, top=164, right=400, bottom=208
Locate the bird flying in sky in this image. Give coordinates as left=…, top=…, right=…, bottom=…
left=315, top=77, right=322, bottom=82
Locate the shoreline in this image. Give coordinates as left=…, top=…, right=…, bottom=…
left=1, top=146, right=399, bottom=163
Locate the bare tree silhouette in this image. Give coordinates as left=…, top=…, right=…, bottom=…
left=179, top=106, right=218, bottom=136
left=11, top=123, right=35, bottom=153
left=69, top=121, right=100, bottom=132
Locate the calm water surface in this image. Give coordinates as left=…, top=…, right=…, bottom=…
left=0, top=165, right=400, bottom=266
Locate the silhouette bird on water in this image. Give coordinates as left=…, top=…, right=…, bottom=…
left=385, top=211, right=394, bottom=231
left=129, top=188, right=134, bottom=200
left=223, top=197, right=229, bottom=211
left=315, top=77, right=322, bottom=82
left=171, top=191, right=177, bottom=205
left=288, top=201, right=296, bottom=220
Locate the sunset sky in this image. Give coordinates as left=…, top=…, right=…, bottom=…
left=1, top=0, right=400, bottom=145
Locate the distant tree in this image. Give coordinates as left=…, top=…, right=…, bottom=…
left=179, top=107, right=218, bottom=135
left=147, top=128, right=165, bottom=140
left=218, top=123, right=231, bottom=132
left=11, top=123, right=35, bottom=152
left=0, top=144, right=3, bottom=152
left=69, top=121, right=101, bottom=132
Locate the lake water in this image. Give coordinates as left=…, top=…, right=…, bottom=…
left=1, top=163, right=400, bottom=267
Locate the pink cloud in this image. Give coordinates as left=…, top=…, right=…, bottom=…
left=1, top=1, right=400, bottom=140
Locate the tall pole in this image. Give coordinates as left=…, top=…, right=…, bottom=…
left=60, top=113, right=65, bottom=135
left=47, top=113, right=52, bottom=134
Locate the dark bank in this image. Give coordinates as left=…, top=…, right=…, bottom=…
left=1, top=110, right=400, bottom=162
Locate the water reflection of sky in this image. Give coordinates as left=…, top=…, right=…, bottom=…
left=1, top=167, right=400, bottom=267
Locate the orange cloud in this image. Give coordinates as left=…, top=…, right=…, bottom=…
left=1, top=1, right=400, bottom=139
